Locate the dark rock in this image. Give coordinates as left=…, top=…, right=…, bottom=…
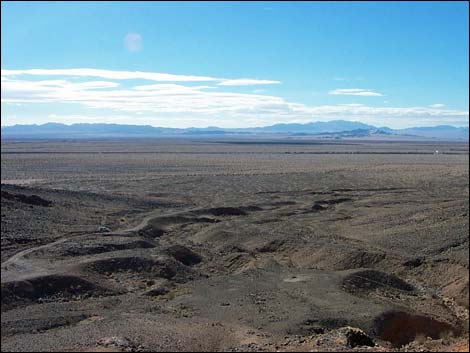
left=311, top=203, right=327, bottom=212
left=340, top=327, right=375, bottom=348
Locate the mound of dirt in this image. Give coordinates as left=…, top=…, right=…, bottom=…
left=197, top=207, right=248, bottom=216
left=64, top=239, right=156, bottom=257
left=311, top=203, right=328, bottom=212
left=335, top=251, right=386, bottom=270
left=138, top=225, right=165, bottom=238
left=402, top=257, right=425, bottom=268
left=193, top=228, right=239, bottom=246
left=256, top=239, right=286, bottom=253
left=223, top=252, right=255, bottom=273
left=82, top=256, right=194, bottom=283
left=144, top=285, right=170, bottom=297
left=1, top=274, right=110, bottom=311
left=373, top=310, right=461, bottom=347
left=1, top=190, right=53, bottom=207
left=317, top=197, right=352, bottom=205
left=342, top=270, right=415, bottom=294
left=158, top=215, right=219, bottom=225
left=165, top=245, right=202, bottom=266
left=2, top=314, right=91, bottom=335
left=339, top=326, right=375, bottom=348
left=240, top=205, right=263, bottom=212
left=216, top=244, right=250, bottom=255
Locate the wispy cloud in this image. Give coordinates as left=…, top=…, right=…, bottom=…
left=1, top=68, right=220, bottom=82
left=429, top=103, right=445, bottom=108
left=328, top=88, right=383, bottom=96
left=1, top=68, right=468, bottom=128
left=124, top=32, right=142, bottom=52
left=1, top=69, right=282, bottom=86
left=218, top=79, right=281, bottom=86
left=338, top=103, right=364, bottom=107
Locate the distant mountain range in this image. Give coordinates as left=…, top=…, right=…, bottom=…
left=1, top=120, right=468, bottom=140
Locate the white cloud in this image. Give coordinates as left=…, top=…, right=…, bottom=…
left=132, top=83, right=216, bottom=92
left=328, top=88, right=383, bottom=96
left=2, top=68, right=281, bottom=86
left=1, top=68, right=468, bottom=128
left=124, top=33, right=142, bottom=52
left=429, top=103, right=445, bottom=108
left=218, top=79, right=281, bottom=86
left=1, top=68, right=220, bottom=82
left=338, top=103, right=364, bottom=107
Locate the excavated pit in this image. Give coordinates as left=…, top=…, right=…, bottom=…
left=373, top=311, right=462, bottom=347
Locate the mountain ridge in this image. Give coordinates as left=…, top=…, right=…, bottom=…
left=1, top=120, right=468, bottom=140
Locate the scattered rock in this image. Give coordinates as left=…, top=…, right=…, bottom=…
left=97, top=336, right=143, bottom=352
left=144, top=284, right=169, bottom=297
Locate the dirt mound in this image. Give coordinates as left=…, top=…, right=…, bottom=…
left=373, top=310, right=461, bottom=347
left=317, top=197, right=352, bottom=205
left=310, top=197, right=352, bottom=212
left=196, top=207, right=248, bottom=216
left=256, top=239, right=286, bottom=253
left=165, top=245, right=202, bottom=266
left=270, top=201, right=298, bottom=206
left=2, top=314, right=90, bottom=335
left=158, top=215, right=219, bottom=225
left=144, top=285, right=170, bottom=297
left=339, top=326, right=375, bottom=348
left=240, top=205, right=263, bottom=212
left=193, top=228, right=239, bottom=246
left=82, top=256, right=193, bottom=283
left=64, top=239, right=155, bottom=257
left=216, top=244, right=250, bottom=255
left=1, top=274, right=110, bottom=311
left=138, top=225, right=165, bottom=238
left=223, top=252, right=255, bottom=273
left=311, top=203, right=328, bottom=212
left=335, top=251, right=386, bottom=270
left=342, top=270, right=415, bottom=294
left=1, top=190, right=53, bottom=207
left=402, top=257, right=425, bottom=268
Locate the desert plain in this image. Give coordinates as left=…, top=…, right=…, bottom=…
left=1, top=138, right=469, bottom=352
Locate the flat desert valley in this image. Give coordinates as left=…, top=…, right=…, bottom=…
left=1, top=138, right=469, bottom=352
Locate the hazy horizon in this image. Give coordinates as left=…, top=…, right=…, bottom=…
left=1, top=119, right=469, bottom=130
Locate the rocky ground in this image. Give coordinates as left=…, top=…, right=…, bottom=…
left=1, top=139, right=469, bottom=352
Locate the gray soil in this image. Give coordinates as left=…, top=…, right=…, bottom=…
left=1, top=139, right=468, bottom=352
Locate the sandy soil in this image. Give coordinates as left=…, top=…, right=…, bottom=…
left=1, top=139, right=468, bottom=352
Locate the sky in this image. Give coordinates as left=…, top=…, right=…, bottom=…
left=1, top=1, right=469, bottom=128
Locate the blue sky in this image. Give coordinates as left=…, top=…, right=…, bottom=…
left=1, top=1, right=469, bottom=128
